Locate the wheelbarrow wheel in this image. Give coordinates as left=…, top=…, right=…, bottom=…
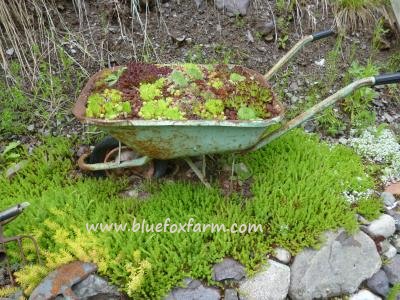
left=88, top=136, right=168, bottom=178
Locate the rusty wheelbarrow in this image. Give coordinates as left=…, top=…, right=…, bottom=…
left=74, top=29, right=400, bottom=187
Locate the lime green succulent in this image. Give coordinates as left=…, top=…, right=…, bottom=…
left=86, top=88, right=131, bottom=119
left=229, top=73, right=246, bottom=83
left=139, top=78, right=165, bottom=102
left=210, top=79, right=224, bottom=89
left=139, top=99, right=184, bottom=120
left=238, top=106, right=257, bottom=120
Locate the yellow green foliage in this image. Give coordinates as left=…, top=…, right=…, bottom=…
left=14, top=209, right=112, bottom=295
left=0, top=286, right=19, bottom=298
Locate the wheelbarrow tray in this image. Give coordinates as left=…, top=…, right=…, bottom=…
left=73, top=66, right=284, bottom=160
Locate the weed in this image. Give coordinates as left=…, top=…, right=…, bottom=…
left=277, top=17, right=290, bottom=37
left=234, top=16, right=246, bottom=28
left=385, top=52, right=400, bottom=104
left=371, top=18, right=389, bottom=53
left=186, top=45, right=207, bottom=64
left=278, top=35, right=289, bottom=50
left=317, top=107, right=347, bottom=136
left=325, top=34, right=344, bottom=87
left=0, top=141, right=24, bottom=171
left=213, top=44, right=238, bottom=65
left=0, top=49, right=85, bottom=137
left=342, top=60, right=379, bottom=128
left=387, top=52, right=400, bottom=72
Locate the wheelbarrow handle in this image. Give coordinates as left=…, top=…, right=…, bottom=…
left=374, top=72, right=400, bottom=85
left=249, top=72, right=400, bottom=152
left=312, top=29, right=335, bottom=41
left=264, top=28, right=336, bottom=81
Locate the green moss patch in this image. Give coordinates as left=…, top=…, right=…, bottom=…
left=1, top=130, right=376, bottom=299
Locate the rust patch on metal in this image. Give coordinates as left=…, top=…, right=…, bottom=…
left=50, top=261, right=88, bottom=295
left=106, top=127, right=175, bottom=159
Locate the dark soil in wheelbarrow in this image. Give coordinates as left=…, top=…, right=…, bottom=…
left=84, top=62, right=282, bottom=121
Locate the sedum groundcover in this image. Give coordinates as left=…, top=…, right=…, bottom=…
left=0, top=129, right=376, bottom=299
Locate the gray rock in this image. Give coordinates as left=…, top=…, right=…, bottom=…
left=367, top=214, right=396, bottom=238
left=212, top=258, right=246, bottom=282
left=239, top=259, right=290, bottom=300
left=382, top=192, right=396, bottom=207
left=53, top=274, right=121, bottom=300
left=383, top=244, right=397, bottom=259
left=245, top=30, right=254, bottom=43
left=214, top=0, right=250, bottom=16
left=387, top=210, right=400, bottom=231
left=254, top=20, right=274, bottom=36
left=224, top=288, right=239, bottom=300
left=5, top=48, right=14, bottom=56
left=350, top=289, right=381, bottom=300
left=273, top=247, right=291, bottom=264
left=383, top=112, right=394, bottom=123
left=165, top=278, right=220, bottom=300
left=393, top=235, right=400, bottom=251
left=367, top=270, right=390, bottom=297
left=289, top=82, right=299, bottom=90
left=289, top=229, right=381, bottom=300
left=72, top=274, right=121, bottom=300
left=383, top=255, right=400, bottom=285
left=108, top=26, right=119, bottom=34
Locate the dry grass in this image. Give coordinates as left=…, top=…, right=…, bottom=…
left=0, top=0, right=164, bottom=86
left=333, top=0, right=389, bottom=31
left=0, top=0, right=88, bottom=86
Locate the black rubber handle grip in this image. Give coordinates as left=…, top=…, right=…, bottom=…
left=374, top=72, right=400, bottom=86
left=0, top=204, right=23, bottom=223
left=312, top=29, right=335, bottom=41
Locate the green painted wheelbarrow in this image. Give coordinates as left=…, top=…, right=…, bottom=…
left=74, top=29, right=400, bottom=187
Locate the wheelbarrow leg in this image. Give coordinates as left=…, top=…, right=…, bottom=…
left=184, top=157, right=211, bottom=189
left=202, top=155, right=206, bottom=178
